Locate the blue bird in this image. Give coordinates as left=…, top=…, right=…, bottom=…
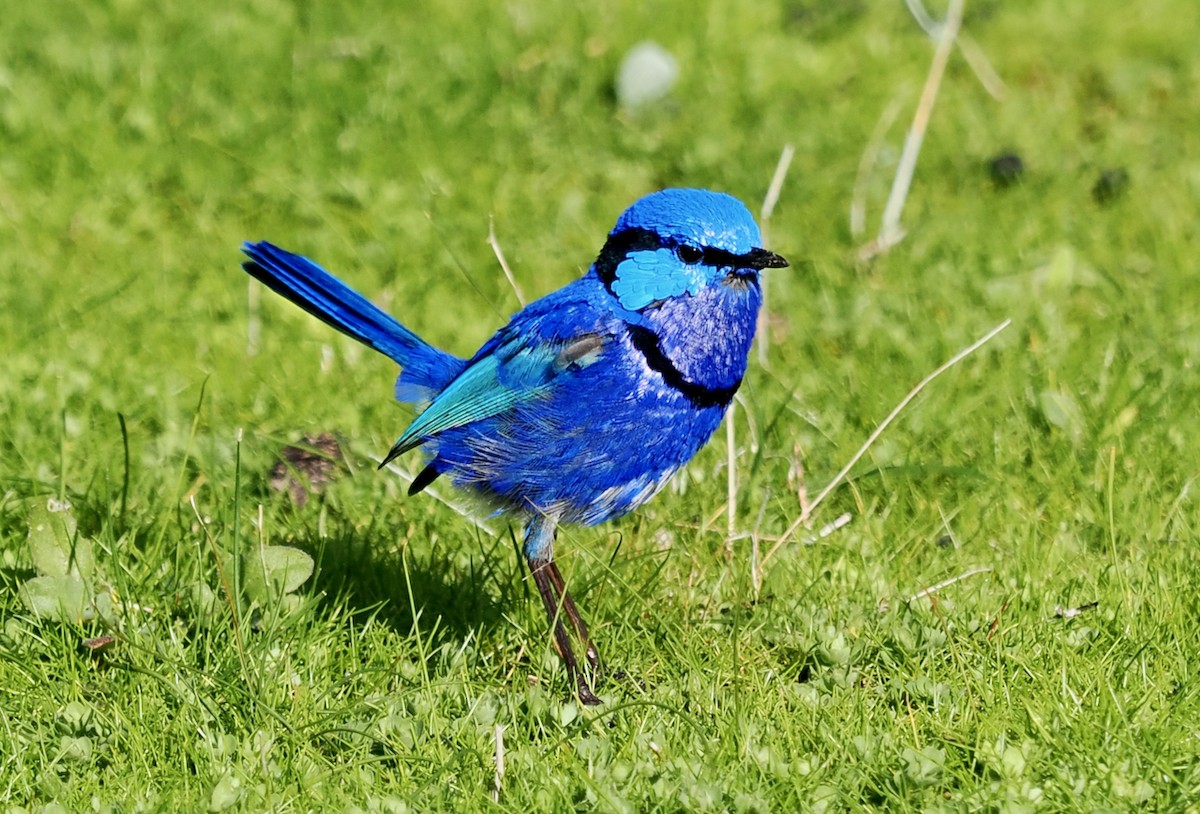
left=242, top=188, right=787, bottom=704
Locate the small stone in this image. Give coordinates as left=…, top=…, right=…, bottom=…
left=1092, top=167, right=1130, bottom=204
left=987, top=152, right=1025, bottom=187
left=615, top=41, right=679, bottom=111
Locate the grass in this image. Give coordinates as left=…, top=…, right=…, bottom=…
left=2, top=0, right=1199, bottom=809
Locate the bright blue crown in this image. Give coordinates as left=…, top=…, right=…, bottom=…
left=612, top=188, right=761, bottom=253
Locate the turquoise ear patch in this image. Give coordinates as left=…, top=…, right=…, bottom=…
left=611, top=249, right=705, bottom=310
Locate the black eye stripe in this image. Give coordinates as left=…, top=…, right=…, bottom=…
left=595, top=227, right=663, bottom=286
left=700, top=246, right=742, bottom=267
left=595, top=227, right=778, bottom=294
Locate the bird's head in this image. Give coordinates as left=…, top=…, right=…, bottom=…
left=594, top=188, right=788, bottom=312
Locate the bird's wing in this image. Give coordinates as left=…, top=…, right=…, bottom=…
left=379, top=329, right=606, bottom=465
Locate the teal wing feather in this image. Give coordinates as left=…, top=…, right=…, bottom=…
left=380, top=331, right=605, bottom=465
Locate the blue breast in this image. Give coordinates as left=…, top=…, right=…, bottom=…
left=424, top=269, right=761, bottom=525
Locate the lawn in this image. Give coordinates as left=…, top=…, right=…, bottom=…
left=2, top=0, right=1198, bottom=810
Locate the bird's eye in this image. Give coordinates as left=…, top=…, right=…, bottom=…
left=676, top=245, right=703, bottom=264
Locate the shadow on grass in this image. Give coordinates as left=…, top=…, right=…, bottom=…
left=296, top=516, right=525, bottom=646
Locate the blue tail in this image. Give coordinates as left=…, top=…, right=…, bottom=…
left=242, top=241, right=465, bottom=400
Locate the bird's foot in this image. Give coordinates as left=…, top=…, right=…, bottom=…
left=575, top=675, right=602, bottom=706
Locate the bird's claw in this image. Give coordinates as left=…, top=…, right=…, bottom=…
left=576, top=677, right=602, bottom=706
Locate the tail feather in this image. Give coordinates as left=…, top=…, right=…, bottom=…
left=242, top=241, right=464, bottom=398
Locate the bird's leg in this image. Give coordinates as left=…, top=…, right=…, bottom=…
left=524, top=516, right=601, bottom=705
left=529, top=560, right=600, bottom=705
left=544, top=560, right=600, bottom=672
